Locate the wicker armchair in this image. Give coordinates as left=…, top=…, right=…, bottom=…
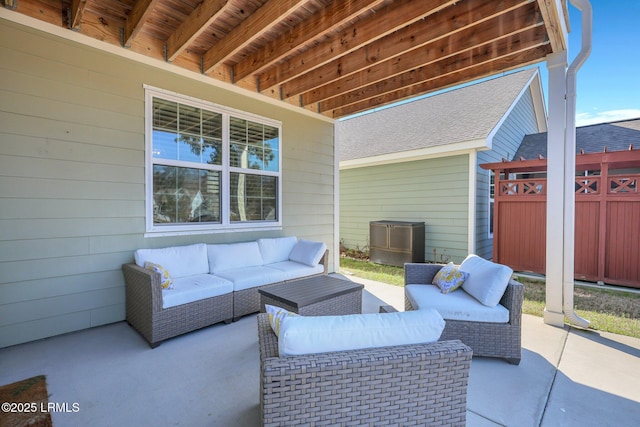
left=404, top=263, right=524, bottom=365
left=257, top=313, right=472, bottom=427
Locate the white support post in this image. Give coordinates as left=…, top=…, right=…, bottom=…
left=544, top=51, right=568, bottom=327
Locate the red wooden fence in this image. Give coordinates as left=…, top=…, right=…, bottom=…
left=482, top=150, right=640, bottom=288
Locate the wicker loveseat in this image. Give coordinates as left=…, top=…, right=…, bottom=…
left=122, top=237, right=328, bottom=347
left=404, top=259, right=524, bottom=365
left=257, top=312, right=472, bottom=426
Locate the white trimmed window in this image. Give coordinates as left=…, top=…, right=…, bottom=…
left=145, top=86, right=282, bottom=235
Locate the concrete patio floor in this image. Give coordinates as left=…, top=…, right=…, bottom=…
left=1, top=275, right=639, bottom=426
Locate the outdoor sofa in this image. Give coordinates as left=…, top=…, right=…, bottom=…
left=122, top=237, right=328, bottom=347
left=257, top=308, right=472, bottom=426
left=404, top=255, right=524, bottom=364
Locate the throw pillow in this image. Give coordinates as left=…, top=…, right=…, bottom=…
left=265, top=304, right=298, bottom=336
left=288, top=239, right=327, bottom=267
left=432, top=262, right=469, bottom=294
left=144, top=261, right=174, bottom=289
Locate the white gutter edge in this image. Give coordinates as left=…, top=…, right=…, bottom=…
left=563, top=0, right=591, bottom=328
left=340, top=140, right=486, bottom=170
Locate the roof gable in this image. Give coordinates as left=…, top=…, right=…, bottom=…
left=337, top=68, right=539, bottom=163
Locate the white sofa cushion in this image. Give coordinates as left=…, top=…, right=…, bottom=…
left=207, top=241, right=264, bottom=273
left=162, top=274, right=233, bottom=309
left=405, top=284, right=509, bottom=323
left=288, top=239, right=327, bottom=267
left=459, top=254, right=513, bottom=307
left=264, top=261, right=324, bottom=281
left=277, top=309, right=445, bottom=356
left=258, top=236, right=298, bottom=264
left=135, top=243, right=209, bottom=278
left=215, top=266, right=288, bottom=291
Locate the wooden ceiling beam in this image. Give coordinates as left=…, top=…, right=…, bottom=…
left=123, top=0, right=162, bottom=48
left=165, top=0, right=231, bottom=62
left=257, top=0, right=460, bottom=92
left=69, top=0, right=88, bottom=30
left=330, top=44, right=551, bottom=118
left=322, top=26, right=550, bottom=115
left=537, top=0, right=568, bottom=52
left=291, top=0, right=536, bottom=103
left=201, top=0, right=307, bottom=75
left=233, top=0, right=386, bottom=83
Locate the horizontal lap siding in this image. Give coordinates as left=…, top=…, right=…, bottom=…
left=340, top=155, right=469, bottom=264
left=0, top=21, right=334, bottom=347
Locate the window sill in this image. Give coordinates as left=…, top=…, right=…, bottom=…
left=144, top=224, right=282, bottom=238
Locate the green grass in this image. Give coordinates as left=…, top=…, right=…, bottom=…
left=340, top=257, right=640, bottom=338
left=340, top=257, right=405, bottom=286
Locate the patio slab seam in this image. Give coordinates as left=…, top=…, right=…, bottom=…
left=537, top=325, right=571, bottom=426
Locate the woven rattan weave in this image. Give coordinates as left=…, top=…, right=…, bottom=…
left=257, top=313, right=472, bottom=426
left=404, top=263, right=524, bottom=364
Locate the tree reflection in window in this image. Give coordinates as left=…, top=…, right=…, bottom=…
left=152, top=99, right=223, bottom=224
left=150, top=95, right=280, bottom=227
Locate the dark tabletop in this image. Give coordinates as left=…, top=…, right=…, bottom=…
left=258, top=275, right=364, bottom=308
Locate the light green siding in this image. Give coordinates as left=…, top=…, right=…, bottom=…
left=476, top=88, right=541, bottom=259
left=340, top=155, right=469, bottom=264
left=0, top=20, right=335, bottom=348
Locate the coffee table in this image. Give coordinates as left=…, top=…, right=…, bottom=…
left=259, top=275, right=364, bottom=316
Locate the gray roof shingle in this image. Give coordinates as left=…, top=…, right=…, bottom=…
left=514, top=118, right=640, bottom=160
left=337, top=68, right=537, bottom=162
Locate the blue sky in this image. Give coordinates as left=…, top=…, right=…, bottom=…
left=537, top=1, right=640, bottom=126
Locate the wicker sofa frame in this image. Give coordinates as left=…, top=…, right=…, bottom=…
left=257, top=313, right=472, bottom=426
left=404, top=263, right=524, bottom=365
left=122, top=250, right=328, bottom=348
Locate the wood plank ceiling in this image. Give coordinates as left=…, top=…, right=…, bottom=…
left=3, top=0, right=568, bottom=119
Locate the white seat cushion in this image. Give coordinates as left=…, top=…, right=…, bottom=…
left=135, top=244, right=209, bottom=278
left=277, top=309, right=445, bottom=356
left=459, top=254, right=513, bottom=307
left=215, top=266, right=287, bottom=291
left=265, top=261, right=324, bottom=281
left=405, top=284, right=509, bottom=323
left=162, top=274, right=233, bottom=309
left=258, top=236, right=298, bottom=264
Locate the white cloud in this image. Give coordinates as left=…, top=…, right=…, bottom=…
left=575, top=109, right=640, bottom=127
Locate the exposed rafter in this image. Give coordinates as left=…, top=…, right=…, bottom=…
left=233, top=0, right=386, bottom=83
left=201, top=0, right=307, bottom=75
left=291, top=0, right=540, bottom=105
left=69, top=0, right=88, bottom=30
left=124, top=0, right=162, bottom=48
left=165, top=0, right=232, bottom=62
left=258, top=0, right=460, bottom=92
left=4, top=0, right=569, bottom=119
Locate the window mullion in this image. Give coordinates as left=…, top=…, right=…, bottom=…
left=222, top=113, right=231, bottom=226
